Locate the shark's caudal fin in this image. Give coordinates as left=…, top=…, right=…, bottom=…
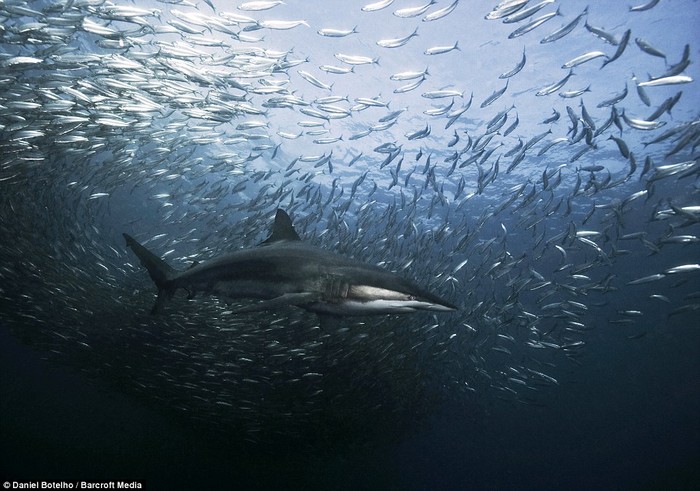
left=123, top=233, right=179, bottom=314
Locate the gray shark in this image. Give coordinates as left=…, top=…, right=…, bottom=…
left=124, top=209, right=457, bottom=316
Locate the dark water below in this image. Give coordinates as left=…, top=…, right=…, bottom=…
left=2, top=321, right=698, bottom=491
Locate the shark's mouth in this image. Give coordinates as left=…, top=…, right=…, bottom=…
left=348, top=284, right=416, bottom=301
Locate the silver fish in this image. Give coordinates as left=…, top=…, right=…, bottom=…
left=635, top=37, right=666, bottom=59
left=362, top=0, right=395, bottom=12
left=376, top=28, right=419, bottom=48
left=424, top=41, right=460, bottom=55
left=394, top=0, right=436, bottom=18
left=540, top=7, right=588, bottom=44
left=238, top=1, right=285, bottom=11
left=335, top=53, right=380, bottom=65
left=584, top=21, right=619, bottom=45
left=630, top=0, right=661, bottom=11
left=317, top=26, right=358, bottom=37
left=422, top=89, right=463, bottom=99
left=503, top=0, right=555, bottom=23
left=390, top=67, right=430, bottom=81
left=601, top=29, right=631, bottom=68
left=638, top=75, right=693, bottom=87
left=480, top=80, right=509, bottom=108
left=423, top=0, right=460, bottom=22
left=536, top=70, right=574, bottom=96
left=508, top=8, right=560, bottom=39
left=499, top=48, right=526, bottom=78
left=562, top=51, right=607, bottom=69
left=297, top=70, right=333, bottom=91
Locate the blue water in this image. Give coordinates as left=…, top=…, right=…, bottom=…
left=1, top=0, right=699, bottom=489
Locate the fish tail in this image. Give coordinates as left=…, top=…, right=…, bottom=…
left=123, top=233, right=179, bottom=314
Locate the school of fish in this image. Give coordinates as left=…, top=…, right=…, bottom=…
left=0, top=0, right=698, bottom=446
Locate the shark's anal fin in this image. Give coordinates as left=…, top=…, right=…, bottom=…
left=234, top=292, right=320, bottom=313
left=259, top=209, right=302, bottom=245
left=151, top=290, right=170, bottom=315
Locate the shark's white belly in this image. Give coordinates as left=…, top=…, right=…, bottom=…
left=307, top=284, right=456, bottom=315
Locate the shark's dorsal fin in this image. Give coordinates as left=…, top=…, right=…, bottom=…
left=260, top=209, right=301, bottom=245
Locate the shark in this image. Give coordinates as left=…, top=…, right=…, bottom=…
left=124, top=209, right=457, bottom=316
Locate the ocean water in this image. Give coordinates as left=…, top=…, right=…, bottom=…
left=1, top=0, right=699, bottom=489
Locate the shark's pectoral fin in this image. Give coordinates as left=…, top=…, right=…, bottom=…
left=234, top=292, right=322, bottom=313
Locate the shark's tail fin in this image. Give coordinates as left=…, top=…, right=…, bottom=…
left=123, top=233, right=179, bottom=314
